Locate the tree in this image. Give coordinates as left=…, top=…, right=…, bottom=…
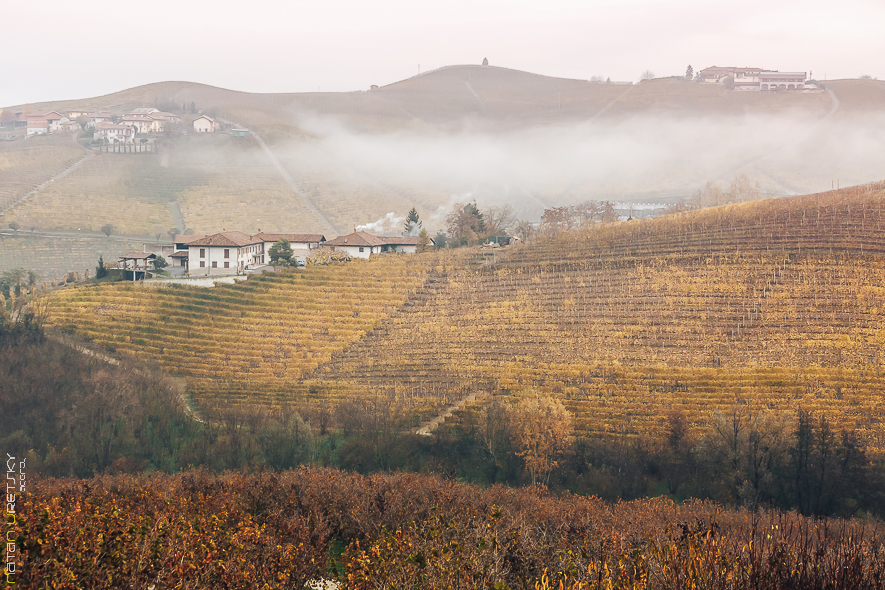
left=508, top=388, right=573, bottom=485
left=482, top=57, right=489, bottom=66
left=686, top=65, right=694, bottom=79
left=95, top=256, right=108, bottom=279
left=269, top=239, right=294, bottom=266
left=153, top=255, right=168, bottom=271
left=446, top=201, right=486, bottom=246
left=416, top=228, right=431, bottom=253
left=167, top=227, right=180, bottom=241
left=8, top=222, right=19, bottom=231
left=484, top=205, right=515, bottom=238
left=640, top=70, right=655, bottom=81
left=403, top=207, right=422, bottom=236
left=1, top=268, right=38, bottom=297
left=101, top=223, right=114, bottom=237
left=513, top=219, right=536, bottom=241
left=433, top=232, right=448, bottom=249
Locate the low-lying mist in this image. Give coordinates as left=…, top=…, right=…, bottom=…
left=286, top=110, right=885, bottom=221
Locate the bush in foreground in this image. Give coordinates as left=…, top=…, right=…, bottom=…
left=6, top=468, right=885, bottom=589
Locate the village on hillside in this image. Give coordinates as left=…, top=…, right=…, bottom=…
left=0, top=106, right=237, bottom=144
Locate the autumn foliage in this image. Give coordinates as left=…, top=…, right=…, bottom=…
left=6, top=468, right=885, bottom=589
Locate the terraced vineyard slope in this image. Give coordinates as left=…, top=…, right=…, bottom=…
left=46, top=182, right=885, bottom=449
left=47, top=255, right=436, bottom=412
left=308, top=181, right=885, bottom=450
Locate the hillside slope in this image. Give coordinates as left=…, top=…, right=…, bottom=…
left=46, top=181, right=885, bottom=451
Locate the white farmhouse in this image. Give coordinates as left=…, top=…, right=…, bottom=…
left=193, top=115, right=219, bottom=133
left=185, top=231, right=259, bottom=275
left=322, top=231, right=425, bottom=259
left=94, top=121, right=135, bottom=144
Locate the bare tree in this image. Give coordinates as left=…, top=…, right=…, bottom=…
left=484, top=204, right=516, bottom=238
left=640, top=70, right=655, bottom=81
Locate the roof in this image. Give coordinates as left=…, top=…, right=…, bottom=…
left=173, top=234, right=207, bottom=244
left=26, top=111, right=64, bottom=120
left=170, top=251, right=189, bottom=257
left=324, top=231, right=421, bottom=247
left=120, top=252, right=156, bottom=259
left=252, top=233, right=326, bottom=243
left=324, top=231, right=386, bottom=247
left=129, top=107, right=159, bottom=114
left=96, top=123, right=133, bottom=130
left=194, top=114, right=215, bottom=122
left=186, top=231, right=258, bottom=247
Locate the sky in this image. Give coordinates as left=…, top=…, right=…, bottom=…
left=3, top=0, right=884, bottom=107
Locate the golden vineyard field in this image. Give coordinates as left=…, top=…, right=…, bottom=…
left=47, top=181, right=885, bottom=450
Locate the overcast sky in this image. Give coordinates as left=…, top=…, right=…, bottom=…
left=3, top=0, right=883, bottom=107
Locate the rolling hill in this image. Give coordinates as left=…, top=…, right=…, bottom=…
left=3, top=66, right=885, bottom=282
left=45, top=180, right=885, bottom=453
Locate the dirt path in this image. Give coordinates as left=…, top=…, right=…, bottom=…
left=416, top=392, right=488, bottom=436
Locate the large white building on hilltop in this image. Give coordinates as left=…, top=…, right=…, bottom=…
left=699, top=66, right=813, bottom=91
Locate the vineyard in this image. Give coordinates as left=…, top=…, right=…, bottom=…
left=45, top=181, right=885, bottom=447
left=0, top=233, right=144, bottom=282
left=46, top=254, right=440, bottom=413
left=0, top=134, right=85, bottom=212
left=310, top=181, right=885, bottom=446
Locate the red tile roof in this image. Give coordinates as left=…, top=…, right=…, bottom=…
left=323, top=231, right=386, bottom=247
left=186, top=231, right=258, bottom=247
left=252, top=233, right=326, bottom=243
left=170, top=251, right=189, bottom=257
left=323, top=231, right=420, bottom=247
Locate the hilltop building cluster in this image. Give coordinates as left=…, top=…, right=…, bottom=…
left=1, top=107, right=225, bottom=142
left=698, top=66, right=816, bottom=91
left=133, top=229, right=425, bottom=278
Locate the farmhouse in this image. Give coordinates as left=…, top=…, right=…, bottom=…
left=185, top=231, right=258, bottom=275
left=699, top=66, right=809, bottom=91
left=193, top=115, right=219, bottom=133
left=322, top=231, right=426, bottom=259
left=252, top=233, right=326, bottom=264
left=94, top=121, right=135, bottom=143
left=26, top=111, right=65, bottom=135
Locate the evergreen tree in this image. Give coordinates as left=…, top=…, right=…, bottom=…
left=269, top=239, right=294, bottom=266
left=95, top=256, right=107, bottom=280
left=403, top=207, right=422, bottom=235
left=686, top=65, right=694, bottom=79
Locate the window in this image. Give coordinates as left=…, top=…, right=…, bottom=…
left=200, top=261, right=205, bottom=268
left=181, top=259, right=186, bottom=266
left=359, top=247, right=364, bottom=252
left=224, top=262, right=229, bottom=268
left=212, top=261, right=217, bottom=268
left=200, top=248, right=205, bottom=258
left=224, top=249, right=229, bottom=258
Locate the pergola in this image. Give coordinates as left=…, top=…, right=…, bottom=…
left=119, top=252, right=156, bottom=281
